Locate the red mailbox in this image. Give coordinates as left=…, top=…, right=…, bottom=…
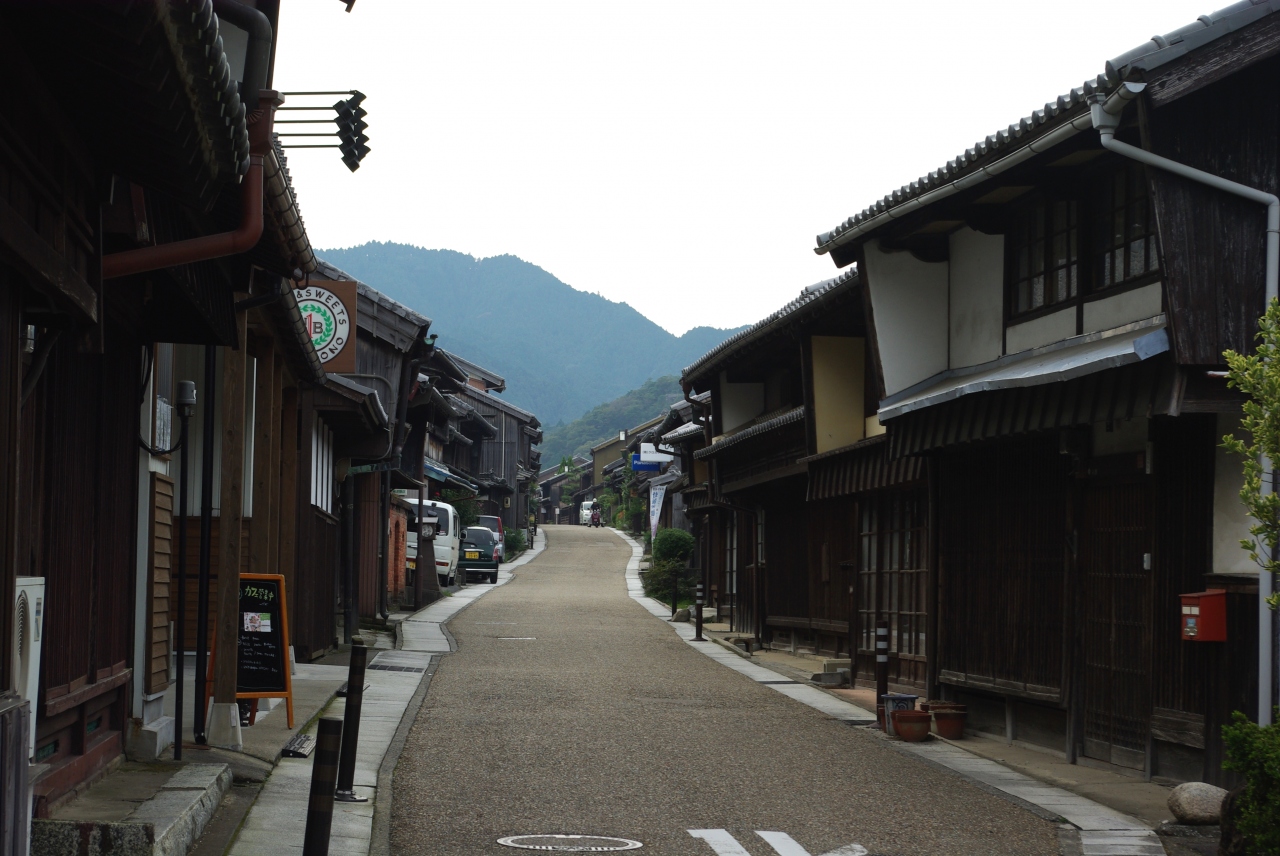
left=1180, top=589, right=1227, bottom=642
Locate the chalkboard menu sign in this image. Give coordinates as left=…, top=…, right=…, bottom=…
left=238, top=576, right=288, bottom=692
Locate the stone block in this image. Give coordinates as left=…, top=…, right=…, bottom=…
left=1168, top=781, right=1228, bottom=825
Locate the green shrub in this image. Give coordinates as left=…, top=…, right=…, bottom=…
left=504, top=527, right=526, bottom=558
left=1222, top=710, right=1280, bottom=854
left=641, top=557, right=697, bottom=605
left=653, top=528, right=695, bottom=564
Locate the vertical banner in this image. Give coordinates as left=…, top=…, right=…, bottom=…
left=649, top=484, right=667, bottom=544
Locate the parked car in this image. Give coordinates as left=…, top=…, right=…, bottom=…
left=476, top=514, right=505, bottom=560
left=579, top=500, right=598, bottom=526
left=459, top=526, right=500, bottom=584
left=405, top=499, right=461, bottom=587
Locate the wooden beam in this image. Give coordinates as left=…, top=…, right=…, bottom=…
left=268, top=355, right=283, bottom=574
left=214, top=298, right=249, bottom=704
left=277, top=384, right=299, bottom=598
left=0, top=284, right=20, bottom=692
left=249, top=338, right=276, bottom=575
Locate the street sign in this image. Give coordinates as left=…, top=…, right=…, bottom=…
left=630, top=453, right=660, bottom=472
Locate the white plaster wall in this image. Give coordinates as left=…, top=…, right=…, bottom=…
left=863, top=240, right=949, bottom=396
left=1006, top=307, right=1076, bottom=354
left=1082, top=283, right=1163, bottom=333
left=810, top=336, right=864, bottom=454
left=1214, top=412, right=1260, bottom=576
left=719, top=371, right=763, bottom=433
left=948, top=228, right=1004, bottom=369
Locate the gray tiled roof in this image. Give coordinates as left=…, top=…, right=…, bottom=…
left=693, top=406, right=806, bottom=461
left=815, top=0, right=1280, bottom=258
left=662, top=421, right=705, bottom=444
left=683, top=270, right=858, bottom=384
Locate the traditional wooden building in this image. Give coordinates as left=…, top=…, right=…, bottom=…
left=680, top=274, right=929, bottom=691
left=0, top=0, right=334, bottom=823
left=812, top=1, right=1279, bottom=783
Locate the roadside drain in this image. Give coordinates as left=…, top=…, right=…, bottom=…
left=497, top=834, right=643, bottom=851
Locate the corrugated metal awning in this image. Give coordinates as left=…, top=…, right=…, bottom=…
left=879, top=320, right=1169, bottom=422
left=887, top=354, right=1178, bottom=458
left=803, top=436, right=924, bottom=501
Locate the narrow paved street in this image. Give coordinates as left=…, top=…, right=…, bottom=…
left=389, top=526, right=1060, bottom=856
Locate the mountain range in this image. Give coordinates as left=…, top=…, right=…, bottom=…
left=316, top=242, right=745, bottom=426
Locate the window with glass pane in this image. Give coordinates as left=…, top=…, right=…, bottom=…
left=1010, top=198, right=1078, bottom=316
left=1094, top=164, right=1159, bottom=290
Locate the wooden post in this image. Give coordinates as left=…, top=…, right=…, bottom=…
left=215, top=299, right=249, bottom=707
left=277, top=385, right=299, bottom=603
left=0, top=286, right=20, bottom=693
left=249, top=339, right=276, bottom=576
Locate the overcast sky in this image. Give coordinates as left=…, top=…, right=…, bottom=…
left=274, top=0, right=1216, bottom=335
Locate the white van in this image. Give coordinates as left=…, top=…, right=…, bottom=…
left=405, top=499, right=461, bottom=587
left=579, top=500, right=598, bottom=526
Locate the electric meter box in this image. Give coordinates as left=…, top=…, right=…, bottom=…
left=1179, top=589, right=1227, bottom=642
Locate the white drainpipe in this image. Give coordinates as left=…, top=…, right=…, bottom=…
left=1091, top=81, right=1279, bottom=726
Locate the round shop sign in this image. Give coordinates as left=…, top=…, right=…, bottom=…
left=497, top=835, right=643, bottom=852
left=296, top=286, right=351, bottom=363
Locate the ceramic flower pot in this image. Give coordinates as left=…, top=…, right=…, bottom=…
left=891, top=709, right=931, bottom=742
left=933, top=708, right=967, bottom=740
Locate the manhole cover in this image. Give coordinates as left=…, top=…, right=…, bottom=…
left=497, top=835, right=643, bottom=851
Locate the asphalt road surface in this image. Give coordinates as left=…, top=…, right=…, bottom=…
left=389, top=525, right=1060, bottom=856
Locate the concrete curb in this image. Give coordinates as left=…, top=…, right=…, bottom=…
left=31, top=764, right=231, bottom=856
left=369, top=656, right=439, bottom=856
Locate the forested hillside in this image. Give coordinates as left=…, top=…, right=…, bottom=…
left=539, top=376, right=684, bottom=463
left=317, top=242, right=743, bottom=425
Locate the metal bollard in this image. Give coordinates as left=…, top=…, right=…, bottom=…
left=335, top=643, right=369, bottom=802
left=875, top=620, right=889, bottom=730
left=302, top=717, right=344, bottom=856
left=694, top=583, right=705, bottom=641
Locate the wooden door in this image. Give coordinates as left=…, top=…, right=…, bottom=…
left=1080, top=476, right=1152, bottom=770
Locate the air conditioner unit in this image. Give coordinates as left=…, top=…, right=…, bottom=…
left=14, top=577, right=44, bottom=759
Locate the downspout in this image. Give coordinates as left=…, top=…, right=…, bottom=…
left=1091, top=81, right=1279, bottom=726
left=211, top=0, right=272, bottom=111
left=102, top=73, right=281, bottom=280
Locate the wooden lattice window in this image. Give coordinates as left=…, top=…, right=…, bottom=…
left=1093, top=163, right=1159, bottom=291
left=1010, top=197, right=1078, bottom=316
left=856, top=487, right=928, bottom=658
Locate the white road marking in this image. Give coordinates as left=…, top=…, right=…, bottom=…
left=689, top=830, right=868, bottom=856
left=756, top=831, right=812, bottom=856
left=689, top=829, right=753, bottom=855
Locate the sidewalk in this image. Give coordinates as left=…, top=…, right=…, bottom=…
left=224, top=529, right=547, bottom=856
left=611, top=528, right=1183, bottom=856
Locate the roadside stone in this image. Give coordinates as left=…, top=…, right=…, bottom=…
left=672, top=607, right=690, bottom=622
left=1168, top=782, right=1228, bottom=824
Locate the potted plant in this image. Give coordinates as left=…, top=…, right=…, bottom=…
left=933, top=705, right=967, bottom=739
left=891, top=709, right=931, bottom=742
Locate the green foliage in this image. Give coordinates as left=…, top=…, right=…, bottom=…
left=1222, top=296, right=1280, bottom=611
left=653, top=528, right=695, bottom=563
left=504, top=527, right=526, bottom=558
left=1222, top=711, right=1280, bottom=853
left=315, top=243, right=745, bottom=426
left=642, top=557, right=698, bottom=605
left=441, top=488, right=479, bottom=529
left=539, top=376, right=684, bottom=463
